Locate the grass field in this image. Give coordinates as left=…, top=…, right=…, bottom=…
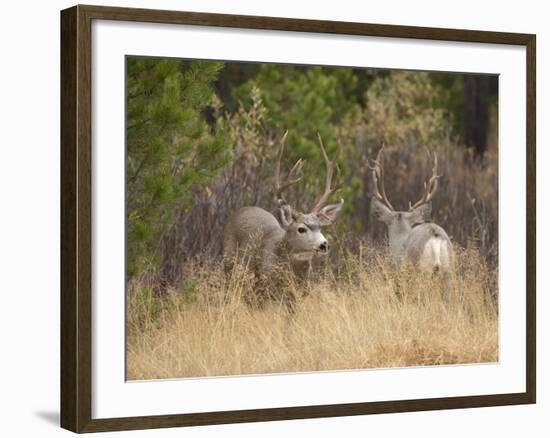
left=126, top=245, right=498, bottom=380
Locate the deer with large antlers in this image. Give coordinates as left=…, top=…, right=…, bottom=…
left=368, top=147, right=454, bottom=302
left=222, top=131, right=344, bottom=310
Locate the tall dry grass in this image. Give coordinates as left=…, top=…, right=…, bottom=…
left=127, top=244, right=498, bottom=380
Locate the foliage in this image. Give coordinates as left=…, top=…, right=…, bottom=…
left=234, top=66, right=360, bottom=175
left=126, top=58, right=499, bottom=285
left=231, top=65, right=370, bottom=219
left=126, top=58, right=231, bottom=276
left=363, top=71, right=454, bottom=150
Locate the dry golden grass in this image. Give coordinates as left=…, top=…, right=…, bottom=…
left=126, top=245, right=498, bottom=380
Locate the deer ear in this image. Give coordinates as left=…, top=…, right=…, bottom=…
left=410, top=202, right=432, bottom=223
left=278, top=204, right=294, bottom=230
left=317, top=199, right=344, bottom=226
left=371, top=198, right=395, bottom=224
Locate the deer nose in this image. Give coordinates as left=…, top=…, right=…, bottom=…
left=319, top=241, right=328, bottom=252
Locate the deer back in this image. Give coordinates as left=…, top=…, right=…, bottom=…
left=222, top=206, right=285, bottom=262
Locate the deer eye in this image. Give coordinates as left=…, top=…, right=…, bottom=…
left=297, top=227, right=307, bottom=234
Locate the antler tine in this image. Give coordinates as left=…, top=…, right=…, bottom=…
left=274, top=130, right=304, bottom=207
left=311, top=133, right=342, bottom=213
left=408, top=149, right=440, bottom=211
left=367, top=145, right=394, bottom=211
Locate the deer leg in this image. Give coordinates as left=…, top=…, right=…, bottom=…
left=387, top=260, right=407, bottom=302
left=223, top=256, right=234, bottom=279
left=386, top=259, right=405, bottom=302
left=441, top=270, right=455, bottom=304
left=393, top=273, right=404, bottom=302
left=244, top=273, right=268, bottom=309
left=430, top=266, right=452, bottom=304
left=222, top=233, right=238, bottom=274
left=291, top=260, right=312, bottom=300
left=283, top=292, right=298, bottom=315
left=267, top=270, right=298, bottom=315
left=441, top=273, right=450, bottom=304
left=385, top=271, right=404, bottom=302
left=220, top=236, right=239, bottom=305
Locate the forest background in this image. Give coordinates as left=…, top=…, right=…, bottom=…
left=126, top=57, right=498, bottom=289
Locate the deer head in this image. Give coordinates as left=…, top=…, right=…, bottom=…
left=369, top=146, right=440, bottom=243
left=274, top=131, right=344, bottom=256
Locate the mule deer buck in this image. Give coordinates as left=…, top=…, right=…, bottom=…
left=222, top=131, right=344, bottom=310
left=368, top=147, right=454, bottom=302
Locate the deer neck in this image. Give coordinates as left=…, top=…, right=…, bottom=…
left=291, top=259, right=311, bottom=280
left=276, top=237, right=291, bottom=258
left=388, top=228, right=411, bottom=262
left=276, top=238, right=312, bottom=278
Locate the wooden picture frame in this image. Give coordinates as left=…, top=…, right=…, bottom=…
left=61, top=4, right=536, bottom=433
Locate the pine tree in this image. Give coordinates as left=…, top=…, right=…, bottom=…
left=233, top=65, right=361, bottom=163
left=126, top=58, right=231, bottom=276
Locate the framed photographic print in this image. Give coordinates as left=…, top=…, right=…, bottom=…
left=60, top=4, right=536, bottom=433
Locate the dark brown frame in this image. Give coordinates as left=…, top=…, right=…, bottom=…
left=61, top=4, right=536, bottom=433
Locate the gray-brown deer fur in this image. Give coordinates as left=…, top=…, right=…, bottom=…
left=222, top=131, right=343, bottom=309
left=369, top=147, right=454, bottom=302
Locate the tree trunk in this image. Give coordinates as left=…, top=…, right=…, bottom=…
left=463, top=75, right=490, bottom=159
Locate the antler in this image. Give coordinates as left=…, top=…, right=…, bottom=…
left=310, top=133, right=341, bottom=213
left=274, top=130, right=304, bottom=207
left=367, top=145, right=394, bottom=211
left=408, top=150, right=440, bottom=211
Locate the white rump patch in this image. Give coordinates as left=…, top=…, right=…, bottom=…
left=419, top=238, right=448, bottom=272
